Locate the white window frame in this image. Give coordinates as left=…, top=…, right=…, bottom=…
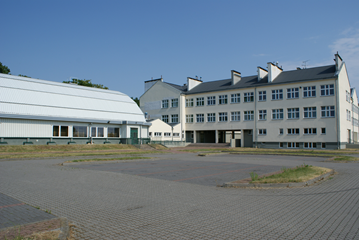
left=207, top=113, right=216, bottom=122
left=287, top=142, right=299, bottom=148
left=154, top=132, right=162, bottom=137
left=186, top=98, right=194, bottom=107
left=171, top=114, right=179, bottom=123
left=321, top=106, right=335, bottom=118
left=196, top=97, right=204, bottom=106
left=304, top=128, right=317, bottom=135
left=231, top=93, right=240, bottom=103
left=303, top=107, right=317, bottom=118
left=272, top=109, right=283, bottom=120
left=272, top=89, right=283, bottom=100
left=207, top=96, right=216, bottom=105
left=164, top=132, right=171, bottom=137
left=171, top=98, right=178, bottom=108
left=162, top=99, right=169, bottom=108
left=287, top=108, right=300, bottom=119
left=303, top=86, right=316, bottom=98
left=321, top=128, right=326, bottom=135
left=196, top=114, right=204, bottom=123
left=258, top=129, right=267, bottom=135
left=219, top=95, right=228, bottom=105
left=287, top=88, right=299, bottom=99
left=321, top=143, right=326, bottom=149
left=279, top=128, right=283, bottom=135
left=186, top=114, right=193, bottom=123
left=258, top=110, right=267, bottom=120
left=219, top=112, right=228, bottom=122
left=304, top=142, right=317, bottom=149
left=287, top=128, right=300, bottom=135
left=258, top=91, right=266, bottom=101
left=244, top=111, right=254, bottom=121
left=231, top=112, right=240, bottom=121
left=320, top=84, right=334, bottom=96
left=162, top=115, right=169, bottom=123
left=244, top=92, right=254, bottom=102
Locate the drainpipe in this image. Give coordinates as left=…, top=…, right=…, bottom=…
left=254, top=87, right=257, bottom=148
left=335, top=77, right=340, bottom=149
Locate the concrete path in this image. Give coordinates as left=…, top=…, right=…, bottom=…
left=0, top=153, right=358, bottom=239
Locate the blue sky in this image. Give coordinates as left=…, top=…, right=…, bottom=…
left=1, top=0, right=359, bottom=98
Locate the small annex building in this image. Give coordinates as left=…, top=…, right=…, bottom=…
left=0, top=73, right=150, bottom=145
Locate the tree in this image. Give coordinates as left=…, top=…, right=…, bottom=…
left=0, top=62, right=10, bottom=74
left=18, top=74, right=31, bottom=78
left=131, top=97, right=140, bottom=106
left=63, top=78, right=108, bottom=89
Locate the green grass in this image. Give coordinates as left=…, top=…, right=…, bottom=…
left=67, top=156, right=152, bottom=163
left=332, top=156, right=359, bottom=161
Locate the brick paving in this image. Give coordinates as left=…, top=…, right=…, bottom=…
left=0, top=153, right=358, bottom=239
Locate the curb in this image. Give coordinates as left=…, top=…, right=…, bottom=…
left=58, top=217, right=69, bottom=240
left=222, top=170, right=335, bottom=188
left=62, top=157, right=158, bottom=166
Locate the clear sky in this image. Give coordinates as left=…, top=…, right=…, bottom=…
left=1, top=0, right=359, bottom=99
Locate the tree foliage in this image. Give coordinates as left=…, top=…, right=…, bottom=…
left=63, top=78, right=108, bottom=89
left=0, top=62, right=10, bottom=74
left=131, top=97, right=140, bottom=106
left=18, top=74, right=31, bottom=78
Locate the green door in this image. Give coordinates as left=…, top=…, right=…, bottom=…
left=130, top=128, right=138, bottom=144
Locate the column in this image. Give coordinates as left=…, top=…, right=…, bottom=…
left=215, top=130, right=218, bottom=143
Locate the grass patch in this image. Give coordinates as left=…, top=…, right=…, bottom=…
left=66, top=156, right=152, bottom=163
left=332, top=156, right=359, bottom=161
left=250, top=164, right=332, bottom=183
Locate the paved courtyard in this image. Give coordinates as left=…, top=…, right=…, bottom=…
left=0, top=152, right=359, bottom=239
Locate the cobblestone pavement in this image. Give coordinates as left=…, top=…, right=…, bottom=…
left=0, top=153, right=359, bottom=239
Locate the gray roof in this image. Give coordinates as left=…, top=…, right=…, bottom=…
left=164, top=82, right=187, bottom=91
left=184, top=65, right=336, bottom=95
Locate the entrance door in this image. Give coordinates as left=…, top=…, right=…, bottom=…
left=130, top=128, right=138, bottom=144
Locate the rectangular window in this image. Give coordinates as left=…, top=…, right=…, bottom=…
left=346, top=90, right=351, bottom=102
left=207, top=96, right=216, bottom=105
left=219, top=112, right=228, bottom=122
left=171, top=98, right=178, bottom=108
left=173, top=133, right=180, bottom=137
left=196, top=114, right=204, bottom=123
left=303, top=107, right=317, bottom=118
left=258, top=91, right=266, bottom=101
left=321, top=128, right=326, bottom=135
left=287, top=142, right=299, bottom=148
left=91, top=127, right=96, bottom=137
left=107, top=127, right=119, bottom=137
left=279, top=142, right=284, bottom=148
left=53, top=126, right=59, bottom=137
left=287, top=88, right=299, bottom=99
left=258, top=110, right=267, bottom=120
left=303, top=86, right=316, bottom=98
left=279, top=128, right=283, bottom=135
left=321, top=84, right=334, bottom=96
left=219, top=95, right=228, bottom=104
left=162, top=99, right=169, bottom=108
left=287, top=128, right=300, bottom=135
left=164, top=132, right=171, bottom=137
left=244, top=111, right=254, bottom=121
left=162, top=115, right=169, bottom=123
left=171, top=114, right=178, bottom=123
left=73, top=126, right=87, bottom=137
left=244, top=92, right=254, bottom=102
left=304, top=142, right=317, bottom=149
left=231, top=112, right=240, bottom=121
left=258, top=129, right=267, bottom=135
left=154, top=132, right=162, bottom=137
left=231, top=93, right=240, bottom=103
left=207, top=113, right=216, bottom=122
left=186, top=98, right=194, bottom=107
left=186, top=114, right=193, bottom=123
left=321, top=143, right=326, bottom=149
left=98, top=127, right=104, bottom=137
left=287, top=108, right=299, bottom=119
left=61, top=126, right=68, bottom=137
left=272, top=89, right=283, bottom=100
left=304, top=128, right=317, bottom=135
left=347, top=110, right=351, bottom=121
left=149, top=132, right=152, bottom=137
left=272, top=109, right=284, bottom=120
left=321, top=106, right=335, bottom=118
left=196, top=97, right=204, bottom=106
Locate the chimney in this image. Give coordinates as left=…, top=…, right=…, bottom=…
left=267, top=62, right=282, bottom=83
left=187, top=77, right=203, bottom=91
left=144, top=77, right=163, bottom=92
left=231, top=70, right=241, bottom=85
left=257, top=67, right=268, bottom=81
left=334, top=52, right=343, bottom=71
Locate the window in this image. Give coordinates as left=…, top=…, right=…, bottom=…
left=321, top=143, right=326, bottom=149
left=219, top=95, right=228, bottom=104
left=162, top=99, right=169, bottom=108
left=244, top=111, right=254, bottom=121
left=61, top=126, right=68, bottom=137
left=321, top=128, right=326, bottom=135
left=279, top=142, right=284, bottom=148
left=321, top=84, right=334, bottom=96
left=258, top=91, right=266, bottom=101
left=73, top=126, right=87, bottom=137
left=346, top=90, right=351, bottom=102
left=304, top=128, right=317, bottom=135
left=173, top=133, right=180, bottom=137
left=258, top=110, right=267, bottom=120
left=53, top=126, right=69, bottom=137
left=171, top=114, right=178, bottom=123
left=272, top=109, right=283, bottom=120
left=258, top=129, right=267, bottom=135
left=53, top=126, right=59, bottom=137
left=107, top=127, right=119, bottom=137
left=287, top=128, right=299, bottom=135
left=303, top=86, right=316, bottom=98
left=186, top=98, right=193, bottom=107
left=196, top=114, right=204, bottom=123
left=321, top=106, right=335, bottom=118
left=303, top=107, right=316, bottom=118
left=171, top=98, right=178, bottom=108
left=164, top=132, right=171, bottom=137
left=98, top=127, right=104, bottom=137
left=207, top=96, right=216, bottom=105
left=231, top=93, right=240, bottom=103
left=287, top=88, right=299, bottom=99
left=231, top=112, right=240, bottom=121
left=219, top=112, right=228, bottom=122
left=244, top=92, right=254, bottom=102
left=162, top=115, right=169, bottom=123
left=196, top=97, right=204, bottom=106
left=287, top=108, right=299, bottom=119
left=186, top=114, right=193, bottom=123
left=347, top=110, right=351, bottom=121
left=304, top=142, right=317, bottom=149
left=91, top=127, right=96, bottom=137
left=154, top=132, right=162, bottom=137
left=279, top=128, right=283, bottom=135
left=207, top=113, right=216, bottom=122
left=272, top=89, right=283, bottom=100
left=287, top=142, right=299, bottom=148
left=149, top=132, right=152, bottom=137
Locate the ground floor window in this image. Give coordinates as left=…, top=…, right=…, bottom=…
left=154, top=132, right=162, bottom=137
left=279, top=142, right=284, bottom=148
left=91, top=127, right=104, bottom=137
left=53, top=125, right=69, bottom=137
left=73, top=126, right=87, bottom=137
left=304, top=142, right=317, bottom=148
left=258, top=129, right=267, bottom=135
left=287, top=142, right=299, bottom=148
left=164, top=132, right=171, bottom=137
left=173, top=133, right=180, bottom=137
left=107, top=127, right=119, bottom=137
left=321, top=143, right=326, bottom=149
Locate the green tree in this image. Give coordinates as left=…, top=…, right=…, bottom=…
left=0, top=62, right=10, bottom=74
left=18, top=74, right=31, bottom=78
left=63, top=78, right=108, bottom=89
left=131, top=97, right=140, bottom=106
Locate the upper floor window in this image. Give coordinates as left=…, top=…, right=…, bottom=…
left=207, top=113, right=216, bottom=122
left=258, top=110, right=267, bottom=120
left=162, top=99, right=169, bottom=108
left=196, top=97, right=204, bottom=106
left=272, top=89, right=283, bottom=100
left=347, top=110, right=351, bottom=121
left=346, top=90, right=351, bottom=102
left=219, top=112, right=228, bottom=122
left=244, top=92, right=254, bottom=102
left=171, top=98, right=178, bottom=108
left=186, top=114, right=193, bottom=123
left=258, top=129, right=267, bottom=135
left=244, top=111, right=254, bottom=121
left=231, top=111, right=240, bottom=121
left=272, top=109, right=283, bottom=120
left=196, top=114, right=204, bottom=123
left=287, top=128, right=299, bottom=135
left=231, top=93, right=240, bottom=103
left=186, top=98, right=193, bottom=107
left=321, top=84, right=334, bottom=96
left=304, top=128, right=317, bottom=135
left=287, top=88, right=299, bottom=99
left=219, top=95, right=228, bottom=104
left=258, top=91, right=266, bottom=101
left=171, top=114, right=178, bottom=123
left=287, top=108, right=299, bottom=119
left=207, top=96, right=216, bottom=105
left=162, top=115, right=169, bottom=123
left=321, top=106, right=335, bottom=118
left=303, top=107, right=316, bottom=118
left=303, top=86, right=316, bottom=98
